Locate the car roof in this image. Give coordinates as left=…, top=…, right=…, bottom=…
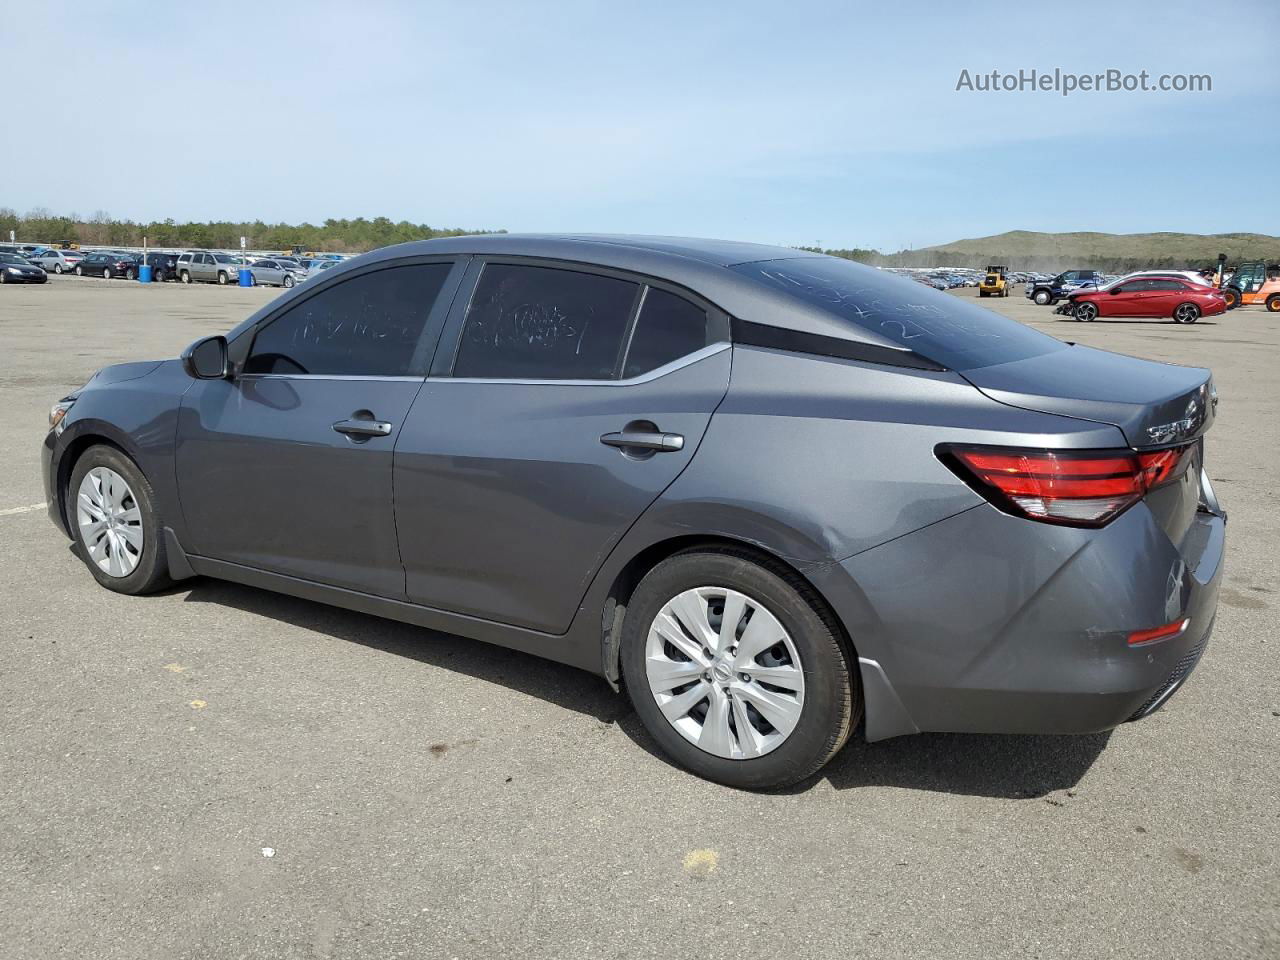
left=231, top=233, right=911, bottom=349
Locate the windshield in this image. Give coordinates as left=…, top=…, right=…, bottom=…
left=0, top=253, right=27, bottom=265
left=731, top=257, right=1066, bottom=371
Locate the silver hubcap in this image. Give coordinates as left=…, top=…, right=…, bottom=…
left=77, top=467, right=143, bottom=577
left=1176, top=305, right=1196, bottom=322
left=645, top=586, right=805, bottom=760
left=1078, top=304, right=1095, bottom=320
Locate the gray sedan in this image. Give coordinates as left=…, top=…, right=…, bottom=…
left=38, top=234, right=1225, bottom=790
left=248, top=258, right=301, bottom=288
left=33, top=249, right=85, bottom=274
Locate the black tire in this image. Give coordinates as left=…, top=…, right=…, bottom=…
left=283, top=274, right=295, bottom=288
left=0, top=271, right=6, bottom=284
left=1222, top=287, right=1240, bottom=310
left=1033, top=289, right=1051, bottom=305
left=67, top=445, right=172, bottom=596
left=125, top=267, right=136, bottom=281
left=75, top=265, right=84, bottom=276
left=1075, top=301, right=1098, bottom=322
left=154, top=269, right=165, bottom=282
left=1173, top=302, right=1200, bottom=324
left=103, top=267, right=112, bottom=280
left=54, top=263, right=64, bottom=274
left=217, top=271, right=229, bottom=285
left=1265, top=294, right=1280, bottom=313
left=180, top=270, right=191, bottom=284
left=620, top=548, right=859, bottom=790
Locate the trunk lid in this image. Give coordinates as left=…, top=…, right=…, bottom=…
left=960, top=343, right=1215, bottom=449
left=961, top=343, right=1217, bottom=546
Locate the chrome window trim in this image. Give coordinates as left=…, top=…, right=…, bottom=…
left=430, top=341, right=728, bottom=387
left=235, top=374, right=427, bottom=383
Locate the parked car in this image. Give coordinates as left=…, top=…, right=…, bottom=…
left=34, top=249, right=85, bottom=274
left=0, top=251, right=50, bottom=283
left=175, top=250, right=243, bottom=285
left=1070, top=277, right=1226, bottom=323
left=74, top=252, right=141, bottom=280
left=1025, top=270, right=1105, bottom=305
left=143, top=252, right=180, bottom=282
left=39, top=235, right=1225, bottom=790
left=248, top=258, right=301, bottom=288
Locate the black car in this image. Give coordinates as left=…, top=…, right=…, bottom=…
left=75, top=252, right=141, bottom=280
left=0, top=252, right=49, bottom=284
left=144, top=252, right=180, bottom=282
left=1025, top=270, right=1105, bottom=305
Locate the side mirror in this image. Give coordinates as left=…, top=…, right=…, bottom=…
left=181, top=335, right=229, bottom=379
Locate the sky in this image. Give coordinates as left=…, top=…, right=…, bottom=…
left=3, top=0, right=1278, bottom=251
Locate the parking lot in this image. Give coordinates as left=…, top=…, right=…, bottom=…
left=2, top=274, right=1277, bottom=959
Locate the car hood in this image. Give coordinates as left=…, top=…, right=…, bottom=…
left=82, top=360, right=165, bottom=391
left=960, top=344, right=1214, bottom=447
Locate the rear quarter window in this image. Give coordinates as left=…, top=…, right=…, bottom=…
left=730, top=257, right=1065, bottom=371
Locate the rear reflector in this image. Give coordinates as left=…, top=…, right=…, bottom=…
left=1128, top=618, right=1190, bottom=646
left=938, top=443, right=1191, bottom=527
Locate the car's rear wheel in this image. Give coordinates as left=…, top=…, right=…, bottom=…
left=1075, top=301, right=1098, bottom=321
left=68, top=445, right=171, bottom=595
left=54, top=264, right=63, bottom=274
left=1265, top=294, right=1280, bottom=313
left=1222, top=287, right=1241, bottom=310
left=621, top=548, right=858, bottom=790
left=283, top=274, right=295, bottom=288
left=1174, top=302, right=1201, bottom=324
left=1033, top=289, right=1051, bottom=305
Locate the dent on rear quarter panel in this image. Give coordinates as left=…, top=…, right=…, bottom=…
left=655, top=346, right=1124, bottom=565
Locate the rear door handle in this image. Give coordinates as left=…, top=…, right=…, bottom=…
left=333, top=418, right=393, bottom=438
left=600, top=430, right=684, bottom=452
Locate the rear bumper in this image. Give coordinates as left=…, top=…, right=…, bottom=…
left=813, top=499, right=1225, bottom=741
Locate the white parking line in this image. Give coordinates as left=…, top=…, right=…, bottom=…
left=0, top=503, right=47, bottom=517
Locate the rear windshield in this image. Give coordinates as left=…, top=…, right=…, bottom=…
left=731, top=257, right=1066, bottom=371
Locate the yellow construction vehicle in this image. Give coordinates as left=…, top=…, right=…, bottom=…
left=978, top=264, right=1009, bottom=298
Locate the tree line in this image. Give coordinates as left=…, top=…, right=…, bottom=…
left=0, top=208, right=501, bottom=252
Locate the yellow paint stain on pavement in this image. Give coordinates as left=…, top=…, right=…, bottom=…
left=683, top=848, right=719, bottom=878
left=189, top=700, right=207, bottom=710
left=163, top=663, right=186, bottom=673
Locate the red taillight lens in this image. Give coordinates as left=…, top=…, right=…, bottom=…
left=1128, top=618, right=1190, bottom=646
left=939, top=444, right=1191, bottom=527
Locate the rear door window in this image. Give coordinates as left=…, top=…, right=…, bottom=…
left=244, top=263, right=452, bottom=377
left=731, top=257, right=1065, bottom=371
left=622, top=287, right=710, bottom=378
left=452, top=263, right=639, bottom=380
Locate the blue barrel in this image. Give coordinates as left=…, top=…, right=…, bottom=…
left=238, top=268, right=254, bottom=287
left=138, top=264, right=152, bottom=283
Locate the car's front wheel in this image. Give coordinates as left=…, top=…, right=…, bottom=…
left=75, top=265, right=84, bottom=276
left=180, top=270, right=191, bottom=283
left=1075, top=301, right=1098, bottom=321
left=68, top=445, right=172, bottom=595
left=621, top=548, right=858, bottom=790
left=125, top=267, right=136, bottom=281
left=217, top=271, right=229, bottom=285
left=1033, top=289, right=1051, bottom=305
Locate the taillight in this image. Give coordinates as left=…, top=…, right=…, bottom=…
left=938, top=444, right=1191, bottom=527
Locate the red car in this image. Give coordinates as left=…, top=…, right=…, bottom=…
left=1070, top=276, right=1226, bottom=324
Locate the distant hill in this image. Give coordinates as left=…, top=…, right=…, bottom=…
left=871, top=230, right=1280, bottom=272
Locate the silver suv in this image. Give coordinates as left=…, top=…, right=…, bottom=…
left=176, top=251, right=242, bottom=285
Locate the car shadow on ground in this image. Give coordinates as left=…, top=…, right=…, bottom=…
left=173, top=575, right=1111, bottom=800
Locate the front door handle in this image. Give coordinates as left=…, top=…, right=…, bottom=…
left=600, top=430, right=684, bottom=452
left=333, top=418, right=392, bottom=438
